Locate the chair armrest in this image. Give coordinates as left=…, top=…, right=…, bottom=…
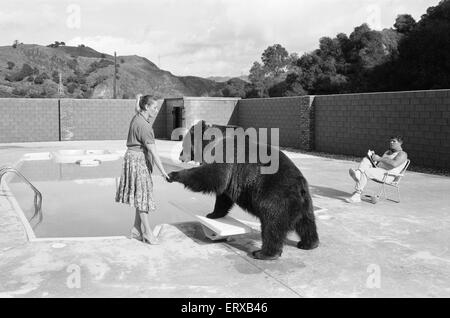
left=384, top=171, right=403, bottom=177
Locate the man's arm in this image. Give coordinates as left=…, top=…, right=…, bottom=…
left=374, top=151, right=408, bottom=169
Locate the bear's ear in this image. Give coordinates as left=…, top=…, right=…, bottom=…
left=204, top=121, right=213, bottom=129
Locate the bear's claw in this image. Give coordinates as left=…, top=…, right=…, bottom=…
left=206, top=212, right=227, bottom=219
left=297, top=240, right=319, bottom=250
left=252, top=250, right=281, bottom=260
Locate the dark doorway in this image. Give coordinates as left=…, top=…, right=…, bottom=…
left=172, top=107, right=184, bottom=140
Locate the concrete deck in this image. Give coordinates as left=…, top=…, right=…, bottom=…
left=0, top=140, right=449, bottom=298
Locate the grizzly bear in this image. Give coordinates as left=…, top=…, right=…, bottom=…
left=168, top=120, right=319, bottom=260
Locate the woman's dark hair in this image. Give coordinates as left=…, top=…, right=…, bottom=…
left=136, top=94, right=155, bottom=112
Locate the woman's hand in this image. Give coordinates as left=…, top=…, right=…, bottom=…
left=162, top=172, right=172, bottom=182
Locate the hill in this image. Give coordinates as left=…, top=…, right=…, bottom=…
left=208, top=75, right=249, bottom=83
left=0, top=44, right=223, bottom=99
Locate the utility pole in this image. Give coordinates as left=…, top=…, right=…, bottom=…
left=113, top=51, right=117, bottom=99
left=58, top=72, right=63, bottom=97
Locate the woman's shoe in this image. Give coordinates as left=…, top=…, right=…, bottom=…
left=142, top=233, right=160, bottom=245
left=130, top=227, right=142, bottom=241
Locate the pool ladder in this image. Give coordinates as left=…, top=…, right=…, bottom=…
left=0, top=166, right=43, bottom=225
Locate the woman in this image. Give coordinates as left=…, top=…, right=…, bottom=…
left=115, top=94, right=170, bottom=244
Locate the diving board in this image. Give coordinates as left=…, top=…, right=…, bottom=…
left=195, top=215, right=256, bottom=241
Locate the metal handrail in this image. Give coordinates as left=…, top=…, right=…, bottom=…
left=0, top=166, right=43, bottom=225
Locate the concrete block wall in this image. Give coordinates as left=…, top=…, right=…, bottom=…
left=59, top=99, right=136, bottom=141
left=236, top=96, right=314, bottom=149
left=314, top=89, right=450, bottom=169
left=0, top=98, right=59, bottom=143
left=2, top=91, right=450, bottom=170
left=183, top=97, right=240, bottom=129
left=59, top=99, right=167, bottom=141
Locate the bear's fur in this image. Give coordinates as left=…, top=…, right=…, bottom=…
left=168, top=120, right=319, bottom=260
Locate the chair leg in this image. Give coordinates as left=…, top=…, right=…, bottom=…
left=395, top=186, right=400, bottom=203
left=375, top=183, right=385, bottom=200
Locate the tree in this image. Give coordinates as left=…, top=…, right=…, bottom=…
left=394, top=14, right=416, bottom=34
left=388, top=0, right=450, bottom=90
left=248, top=61, right=267, bottom=97
left=12, top=40, right=19, bottom=49
left=248, top=44, right=293, bottom=97
left=221, top=78, right=248, bottom=98
left=261, top=44, right=290, bottom=77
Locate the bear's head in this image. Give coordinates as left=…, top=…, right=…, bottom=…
left=179, top=120, right=214, bottom=163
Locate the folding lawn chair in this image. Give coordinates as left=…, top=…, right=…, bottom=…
left=370, top=159, right=410, bottom=203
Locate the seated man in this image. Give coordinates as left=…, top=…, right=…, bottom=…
left=346, top=136, right=408, bottom=203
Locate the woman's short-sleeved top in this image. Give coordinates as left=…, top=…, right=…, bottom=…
left=126, top=113, right=155, bottom=152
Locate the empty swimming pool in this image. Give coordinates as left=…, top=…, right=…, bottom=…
left=7, top=151, right=255, bottom=239
left=8, top=156, right=195, bottom=238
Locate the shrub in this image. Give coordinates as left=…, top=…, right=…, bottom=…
left=82, top=90, right=91, bottom=98
left=7, top=61, right=15, bottom=70
left=29, top=92, right=42, bottom=98
left=5, top=63, right=34, bottom=82
left=34, top=73, right=49, bottom=84
left=67, top=59, right=78, bottom=70
left=67, top=83, right=78, bottom=94
left=12, top=88, right=26, bottom=96
left=77, top=76, right=86, bottom=85
left=87, top=59, right=114, bottom=74
left=91, top=75, right=108, bottom=88
left=52, top=71, right=59, bottom=83
left=34, top=77, right=43, bottom=84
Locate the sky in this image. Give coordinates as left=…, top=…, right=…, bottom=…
left=0, top=0, right=440, bottom=78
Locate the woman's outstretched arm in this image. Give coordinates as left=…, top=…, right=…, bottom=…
left=146, top=142, right=170, bottom=181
